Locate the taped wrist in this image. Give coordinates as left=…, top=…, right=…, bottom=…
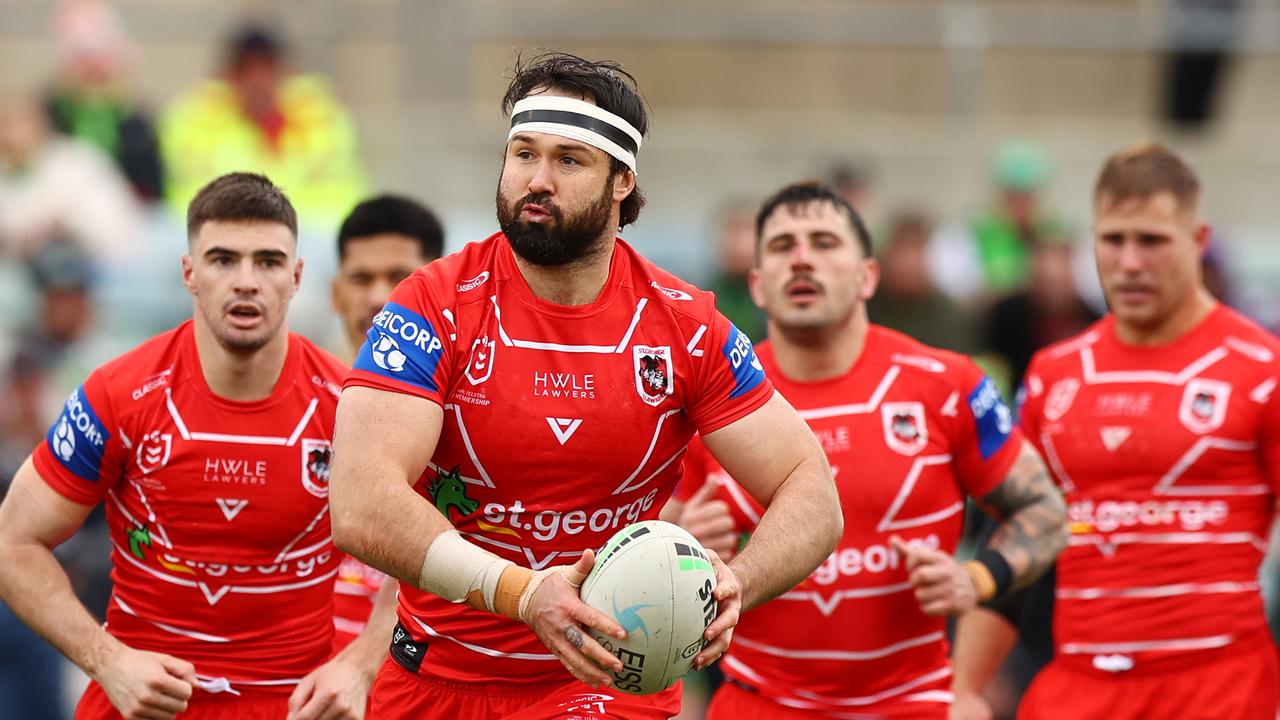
left=964, top=548, right=1014, bottom=601
left=418, top=530, right=518, bottom=614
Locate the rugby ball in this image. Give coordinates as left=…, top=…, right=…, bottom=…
left=580, top=520, right=718, bottom=695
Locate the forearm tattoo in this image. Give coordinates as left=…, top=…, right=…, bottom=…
left=976, top=444, right=1069, bottom=592
left=564, top=625, right=585, bottom=650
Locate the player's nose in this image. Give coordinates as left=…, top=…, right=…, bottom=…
left=232, top=259, right=261, bottom=292
left=789, top=242, right=814, bottom=271
left=527, top=159, right=555, bottom=195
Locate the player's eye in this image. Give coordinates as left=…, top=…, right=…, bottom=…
left=765, top=237, right=793, bottom=254
left=560, top=155, right=580, bottom=167
left=1099, top=232, right=1124, bottom=245
left=813, top=234, right=842, bottom=250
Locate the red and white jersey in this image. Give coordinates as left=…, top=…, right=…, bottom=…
left=346, top=233, right=774, bottom=685
left=32, top=321, right=347, bottom=694
left=677, top=325, right=1022, bottom=715
left=1021, top=305, right=1280, bottom=670
left=332, top=557, right=386, bottom=649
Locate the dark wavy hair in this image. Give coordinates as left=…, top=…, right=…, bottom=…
left=501, top=52, right=649, bottom=229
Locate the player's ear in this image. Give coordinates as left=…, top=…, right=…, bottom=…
left=612, top=168, right=635, bottom=203
left=180, top=254, right=197, bottom=296
left=859, top=257, right=880, bottom=301
left=1193, top=221, right=1211, bottom=258
left=329, top=276, right=342, bottom=313
left=747, top=267, right=765, bottom=309
left=291, top=257, right=304, bottom=298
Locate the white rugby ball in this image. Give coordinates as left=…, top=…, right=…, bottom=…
left=580, top=520, right=718, bottom=695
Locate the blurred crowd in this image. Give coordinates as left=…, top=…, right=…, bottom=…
left=0, top=2, right=1276, bottom=719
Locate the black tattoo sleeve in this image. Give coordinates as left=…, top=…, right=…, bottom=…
left=974, top=442, right=1069, bottom=593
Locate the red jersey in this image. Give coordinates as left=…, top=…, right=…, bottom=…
left=677, top=326, right=1023, bottom=715
left=32, top=321, right=347, bottom=696
left=346, top=233, right=773, bottom=686
left=332, top=557, right=386, bottom=648
left=1020, top=305, right=1280, bottom=671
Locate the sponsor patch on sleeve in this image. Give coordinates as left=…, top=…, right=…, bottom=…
left=721, top=324, right=766, bottom=400
left=967, top=376, right=1013, bottom=460
left=46, top=386, right=111, bottom=481
left=353, top=302, right=444, bottom=393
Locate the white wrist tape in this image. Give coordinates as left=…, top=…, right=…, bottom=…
left=418, top=530, right=512, bottom=610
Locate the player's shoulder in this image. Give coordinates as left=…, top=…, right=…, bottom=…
left=287, top=333, right=347, bottom=399
left=1027, top=317, right=1109, bottom=379
left=870, top=324, right=981, bottom=389
left=91, top=323, right=192, bottom=402
left=410, top=232, right=505, bottom=310
left=616, top=239, right=719, bottom=322
left=1209, top=305, right=1280, bottom=367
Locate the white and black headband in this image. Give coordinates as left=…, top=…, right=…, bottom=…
left=508, top=95, right=643, bottom=174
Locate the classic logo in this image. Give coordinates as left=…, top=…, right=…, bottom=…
left=465, top=335, right=496, bottom=386
left=650, top=280, right=692, bottom=301
left=633, top=345, right=673, bottom=407
left=136, top=431, right=172, bottom=475
left=881, top=402, right=928, bottom=456
left=300, top=439, right=332, bottom=498
left=1044, top=378, right=1081, bottom=422
left=456, top=271, right=491, bottom=293
left=428, top=466, right=479, bottom=523
left=1178, top=379, right=1230, bottom=434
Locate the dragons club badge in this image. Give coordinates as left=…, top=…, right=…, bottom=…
left=1178, top=378, right=1230, bottom=434
left=301, top=439, right=333, bottom=498
left=633, top=345, right=674, bottom=407
left=881, top=402, right=928, bottom=456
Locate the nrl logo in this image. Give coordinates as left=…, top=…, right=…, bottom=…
left=136, top=431, right=172, bottom=475
left=300, top=439, right=332, bottom=498
left=881, top=402, right=928, bottom=456
left=632, top=345, right=673, bottom=407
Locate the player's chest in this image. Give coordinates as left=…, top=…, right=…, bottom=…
left=443, top=303, right=695, bottom=462
left=1037, top=373, right=1263, bottom=488
left=118, top=398, right=333, bottom=534
left=791, top=385, right=961, bottom=520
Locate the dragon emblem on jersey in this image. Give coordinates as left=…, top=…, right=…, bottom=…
left=1178, top=378, right=1230, bottom=434
left=632, top=345, right=673, bottom=407
left=300, top=439, right=332, bottom=498
left=881, top=402, right=928, bottom=456
left=428, top=466, right=478, bottom=523
left=127, top=524, right=152, bottom=560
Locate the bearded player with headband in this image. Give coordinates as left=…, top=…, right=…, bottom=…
left=328, top=53, right=843, bottom=719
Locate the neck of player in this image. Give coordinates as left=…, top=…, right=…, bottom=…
left=767, top=304, right=870, bottom=382
left=512, top=235, right=616, bottom=306
left=1114, top=285, right=1216, bottom=346
left=193, top=318, right=291, bottom=401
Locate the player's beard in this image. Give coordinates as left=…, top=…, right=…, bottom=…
left=497, top=176, right=614, bottom=267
